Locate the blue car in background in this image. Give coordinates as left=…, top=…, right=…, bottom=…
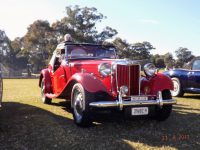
left=163, top=57, right=200, bottom=97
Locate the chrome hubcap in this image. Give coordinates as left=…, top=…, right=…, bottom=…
left=174, top=82, right=178, bottom=91
left=172, top=80, right=179, bottom=96
left=74, top=90, right=84, bottom=122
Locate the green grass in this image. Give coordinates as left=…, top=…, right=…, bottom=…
left=0, top=79, right=200, bottom=150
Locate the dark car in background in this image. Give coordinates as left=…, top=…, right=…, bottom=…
left=163, top=57, right=200, bottom=97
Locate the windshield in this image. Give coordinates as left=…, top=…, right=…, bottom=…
left=66, top=45, right=116, bottom=59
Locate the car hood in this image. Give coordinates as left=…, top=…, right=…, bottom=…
left=69, top=59, right=140, bottom=66
left=69, top=59, right=140, bottom=75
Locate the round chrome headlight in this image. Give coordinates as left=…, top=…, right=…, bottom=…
left=144, top=63, right=157, bottom=77
left=98, top=63, right=111, bottom=77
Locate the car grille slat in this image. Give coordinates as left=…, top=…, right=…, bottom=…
left=116, top=64, right=140, bottom=96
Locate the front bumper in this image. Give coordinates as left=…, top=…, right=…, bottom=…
left=90, top=99, right=176, bottom=109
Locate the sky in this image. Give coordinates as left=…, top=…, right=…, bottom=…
left=0, top=0, right=200, bottom=57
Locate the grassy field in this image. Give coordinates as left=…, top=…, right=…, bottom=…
left=0, top=79, right=200, bottom=150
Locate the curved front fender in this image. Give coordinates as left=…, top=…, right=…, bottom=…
left=141, top=73, right=173, bottom=95
left=67, top=73, right=108, bottom=93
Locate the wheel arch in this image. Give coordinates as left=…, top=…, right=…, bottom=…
left=39, top=69, right=52, bottom=94
left=66, top=73, right=108, bottom=93
left=141, top=73, right=174, bottom=95
left=171, top=75, right=183, bottom=82
left=165, top=70, right=187, bottom=92
left=63, top=73, right=109, bottom=108
left=64, top=79, right=78, bottom=100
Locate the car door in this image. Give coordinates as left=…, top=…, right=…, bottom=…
left=51, top=50, right=68, bottom=94
left=187, top=59, right=200, bottom=92
left=53, top=65, right=66, bottom=94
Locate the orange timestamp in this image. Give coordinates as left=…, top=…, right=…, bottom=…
left=161, top=134, right=190, bottom=142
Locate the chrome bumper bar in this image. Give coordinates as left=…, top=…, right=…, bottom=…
left=89, top=99, right=176, bottom=109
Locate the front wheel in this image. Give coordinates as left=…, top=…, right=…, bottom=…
left=154, top=90, right=173, bottom=121
left=71, top=83, right=93, bottom=127
left=41, top=79, right=52, bottom=104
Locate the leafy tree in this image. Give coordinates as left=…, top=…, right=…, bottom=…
left=0, top=30, right=10, bottom=55
left=0, top=30, right=28, bottom=72
left=52, top=5, right=117, bottom=43
left=0, top=30, right=12, bottom=67
left=155, top=57, right=165, bottom=68
left=164, top=52, right=175, bottom=68
left=151, top=54, right=159, bottom=64
left=113, top=38, right=155, bottom=60
left=112, top=37, right=131, bottom=58
left=132, top=41, right=155, bottom=59
left=10, top=37, right=28, bottom=69
left=151, top=54, right=165, bottom=68
left=175, top=47, right=194, bottom=67
left=22, top=20, right=54, bottom=71
left=20, top=6, right=118, bottom=72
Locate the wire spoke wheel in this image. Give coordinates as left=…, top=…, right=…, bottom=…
left=71, top=83, right=93, bottom=127
left=73, top=89, right=84, bottom=122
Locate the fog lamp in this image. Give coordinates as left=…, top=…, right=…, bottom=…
left=120, top=86, right=129, bottom=96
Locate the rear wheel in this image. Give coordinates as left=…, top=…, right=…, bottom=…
left=154, top=90, right=173, bottom=121
left=41, top=79, right=52, bottom=104
left=71, top=83, right=93, bottom=127
left=171, top=77, right=184, bottom=97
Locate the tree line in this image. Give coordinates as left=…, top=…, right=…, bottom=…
left=0, top=5, right=195, bottom=73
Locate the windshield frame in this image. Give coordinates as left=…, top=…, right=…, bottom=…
left=64, top=44, right=117, bottom=60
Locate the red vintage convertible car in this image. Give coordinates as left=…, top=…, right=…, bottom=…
left=39, top=36, right=176, bottom=126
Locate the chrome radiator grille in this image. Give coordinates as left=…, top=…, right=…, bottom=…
left=116, top=64, right=140, bottom=95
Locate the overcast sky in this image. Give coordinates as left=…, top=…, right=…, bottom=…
left=0, top=0, right=200, bottom=56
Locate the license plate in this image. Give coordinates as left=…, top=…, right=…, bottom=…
left=131, top=107, right=149, bottom=116
left=131, top=96, right=148, bottom=101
